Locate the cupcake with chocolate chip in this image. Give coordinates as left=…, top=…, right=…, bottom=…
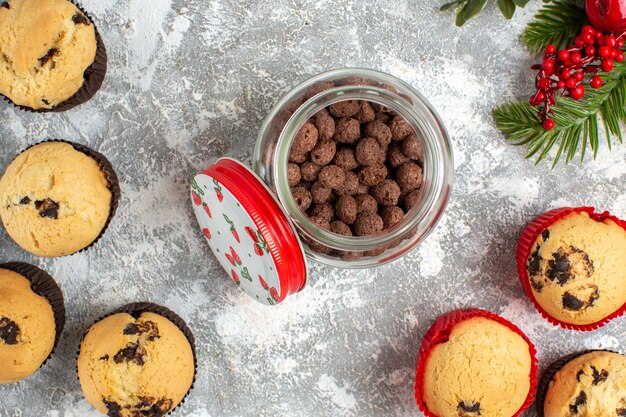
left=517, top=207, right=626, bottom=330
left=0, top=0, right=107, bottom=111
left=77, top=303, right=196, bottom=417
left=0, top=263, right=65, bottom=384
left=537, top=350, right=626, bottom=417
left=415, top=309, right=537, bottom=417
left=0, top=141, right=119, bottom=257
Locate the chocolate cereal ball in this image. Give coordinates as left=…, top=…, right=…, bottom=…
left=374, top=111, right=392, bottom=124
left=354, top=213, right=384, bottom=236
left=311, top=140, right=337, bottom=166
left=364, top=120, right=392, bottom=147
left=319, top=165, right=346, bottom=190
left=304, top=81, right=335, bottom=100
left=336, top=195, right=358, bottom=225
left=314, top=108, right=336, bottom=141
left=292, top=187, right=312, bottom=211
left=388, top=143, right=410, bottom=168
left=334, top=117, right=361, bottom=144
left=389, top=115, right=413, bottom=141
left=300, top=161, right=322, bottom=182
left=331, top=220, right=352, bottom=236
left=355, top=137, right=383, bottom=166
left=354, top=101, right=376, bottom=123
left=358, top=164, right=387, bottom=186
left=402, top=134, right=424, bottom=161
left=287, top=163, right=301, bottom=187
left=329, top=100, right=360, bottom=118
left=293, top=121, right=319, bottom=153
left=404, top=190, right=420, bottom=211
left=381, top=206, right=405, bottom=229
left=310, top=203, right=335, bottom=223
left=337, top=171, right=360, bottom=196
left=311, top=182, right=332, bottom=204
left=356, top=194, right=378, bottom=215
left=289, top=150, right=309, bottom=164
left=334, top=147, right=359, bottom=171
left=396, top=162, right=423, bottom=192
left=371, top=179, right=401, bottom=206
left=309, top=216, right=331, bottom=232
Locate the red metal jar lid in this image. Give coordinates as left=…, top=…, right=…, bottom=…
left=191, top=158, right=307, bottom=305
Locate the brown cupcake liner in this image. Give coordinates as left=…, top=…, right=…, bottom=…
left=1, top=0, right=107, bottom=113
left=0, top=262, right=66, bottom=368
left=535, top=349, right=621, bottom=417
left=19, top=139, right=120, bottom=256
left=77, top=302, right=197, bottom=416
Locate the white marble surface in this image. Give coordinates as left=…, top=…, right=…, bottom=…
left=0, top=1, right=624, bottom=416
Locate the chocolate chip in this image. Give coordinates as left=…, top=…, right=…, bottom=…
left=548, top=252, right=572, bottom=285
left=136, top=397, right=173, bottom=417
left=576, top=369, right=584, bottom=381
left=19, top=196, right=30, bottom=205
left=0, top=1, right=9, bottom=9
left=113, top=344, right=146, bottom=366
left=42, top=98, right=50, bottom=106
left=0, top=317, right=19, bottom=345
left=99, top=354, right=109, bottom=361
left=38, top=48, right=59, bottom=66
left=123, top=320, right=160, bottom=341
left=458, top=401, right=480, bottom=416
left=541, top=229, right=550, bottom=240
left=591, top=366, right=609, bottom=385
left=72, top=12, right=90, bottom=25
left=35, top=198, right=59, bottom=219
left=618, top=398, right=626, bottom=416
left=103, top=400, right=123, bottom=417
left=569, top=391, right=587, bottom=414
left=563, top=292, right=585, bottom=311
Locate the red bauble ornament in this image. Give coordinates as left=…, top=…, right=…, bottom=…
left=586, top=0, right=626, bottom=33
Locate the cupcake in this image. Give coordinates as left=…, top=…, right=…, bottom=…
left=0, top=141, right=119, bottom=257
left=415, top=309, right=537, bottom=417
left=537, top=350, right=626, bottom=417
left=0, top=0, right=107, bottom=111
left=0, top=262, right=65, bottom=384
left=517, top=207, right=626, bottom=330
left=77, top=303, right=196, bottom=417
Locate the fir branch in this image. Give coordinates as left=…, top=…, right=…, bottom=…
left=441, top=0, right=528, bottom=27
left=520, top=0, right=587, bottom=54
left=493, top=61, right=626, bottom=167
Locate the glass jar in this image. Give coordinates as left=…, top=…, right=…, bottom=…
left=253, top=68, right=454, bottom=268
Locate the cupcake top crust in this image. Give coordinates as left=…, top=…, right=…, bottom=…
left=422, top=317, right=532, bottom=417
left=0, top=268, right=56, bottom=384
left=0, top=0, right=97, bottom=110
left=77, top=311, right=195, bottom=417
left=0, top=142, right=112, bottom=257
left=526, top=211, right=626, bottom=325
left=544, top=351, right=626, bottom=417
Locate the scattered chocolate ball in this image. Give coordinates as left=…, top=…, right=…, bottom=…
left=335, top=195, right=358, bottom=225
left=388, top=143, right=410, bottom=168
left=334, top=147, right=359, bottom=171
left=354, top=101, right=376, bottom=123
left=318, top=165, right=346, bottom=190
left=371, top=179, right=401, bottom=206
left=329, top=100, right=360, bottom=118
left=371, top=103, right=391, bottom=113
left=292, top=187, right=312, bottom=211
left=358, top=164, right=387, bottom=186
left=354, top=213, right=384, bottom=236
left=337, top=171, right=360, bottom=196
left=289, top=149, right=309, bottom=164
left=331, top=220, right=353, bottom=236
left=287, top=163, right=301, bottom=187
left=334, top=117, right=361, bottom=144
left=404, top=190, right=420, bottom=211
left=402, top=134, right=424, bottom=161
left=309, top=216, right=331, bottom=232
left=314, top=108, right=336, bottom=141
left=364, top=120, right=392, bottom=147
left=293, top=121, right=319, bottom=153
left=311, top=140, right=337, bottom=166
left=396, top=162, right=423, bottom=192
left=374, top=111, right=392, bottom=124
left=381, top=206, right=405, bottom=229
left=310, top=203, right=335, bottom=223
left=356, top=194, right=378, bottom=215
left=301, top=161, right=322, bottom=182
left=311, top=181, right=332, bottom=204
left=355, top=137, right=383, bottom=166
left=389, top=115, right=413, bottom=141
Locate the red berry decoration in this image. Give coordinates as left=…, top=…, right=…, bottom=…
left=231, top=270, right=240, bottom=285
left=202, top=203, right=212, bottom=219
left=269, top=287, right=279, bottom=302
left=529, top=18, right=626, bottom=129
left=259, top=275, right=269, bottom=290
left=225, top=253, right=235, bottom=267
left=586, top=0, right=626, bottom=33
left=245, top=226, right=258, bottom=242
left=254, top=244, right=264, bottom=256
left=191, top=191, right=202, bottom=206
left=202, top=227, right=212, bottom=240
left=230, top=246, right=241, bottom=265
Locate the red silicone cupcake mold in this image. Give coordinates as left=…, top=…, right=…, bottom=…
left=414, top=308, right=538, bottom=417
left=516, top=207, right=626, bottom=331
